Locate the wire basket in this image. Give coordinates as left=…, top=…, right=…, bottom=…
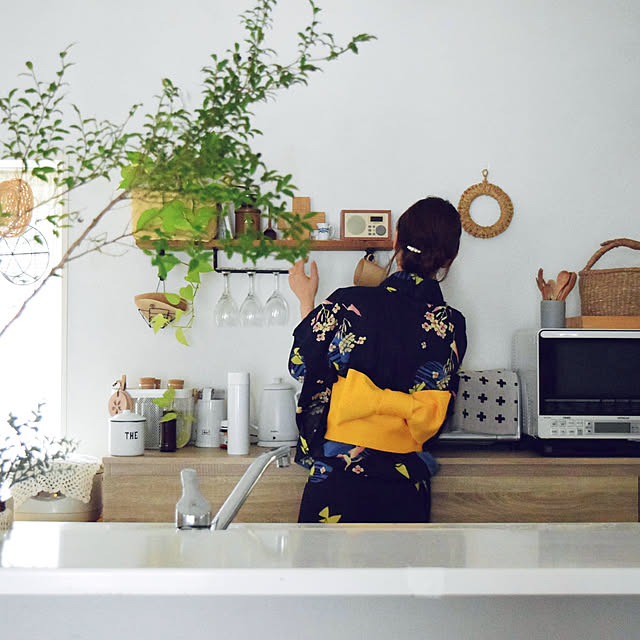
left=0, top=179, right=34, bottom=238
left=578, top=238, right=640, bottom=316
left=128, top=388, right=194, bottom=450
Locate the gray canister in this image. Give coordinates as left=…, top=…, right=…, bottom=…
left=540, top=300, right=566, bottom=328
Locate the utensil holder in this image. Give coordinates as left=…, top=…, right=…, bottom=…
left=540, top=300, right=565, bottom=328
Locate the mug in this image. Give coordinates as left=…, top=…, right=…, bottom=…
left=353, top=253, right=387, bottom=287
left=315, top=222, right=333, bottom=241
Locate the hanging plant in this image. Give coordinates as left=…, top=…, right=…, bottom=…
left=0, top=0, right=375, bottom=344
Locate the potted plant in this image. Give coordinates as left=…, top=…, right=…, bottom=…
left=0, top=0, right=375, bottom=345
left=0, top=407, right=76, bottom=531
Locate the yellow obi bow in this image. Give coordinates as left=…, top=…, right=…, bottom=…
left=325, top=369, right=451, bottom=453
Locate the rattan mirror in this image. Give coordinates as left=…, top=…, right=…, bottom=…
left=458, top=170, right=513, bottom=238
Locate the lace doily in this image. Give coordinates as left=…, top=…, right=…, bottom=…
left=10, top=454, right=102, bottom=508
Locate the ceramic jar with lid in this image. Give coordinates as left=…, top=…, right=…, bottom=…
left=234, top=204, right=261, bottom=236
left=109, top=409, right=145, bottom=456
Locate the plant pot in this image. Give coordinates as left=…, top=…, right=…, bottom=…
left=131, top=189, right=219, bottom=246
left=0, top=498, right=14, bottom=532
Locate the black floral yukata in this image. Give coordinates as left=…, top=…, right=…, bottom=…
left=288, top=270, right=467, bottom=524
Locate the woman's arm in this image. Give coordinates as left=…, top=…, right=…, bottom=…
left=288, top=259, right=319, bottom=319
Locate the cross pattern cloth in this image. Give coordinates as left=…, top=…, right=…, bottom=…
left=444, top=369, right=520, bottom=436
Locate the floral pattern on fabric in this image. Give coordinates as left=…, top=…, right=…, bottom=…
left=289, top=271, right=467, bottom=486
left=318, top=506, right=342, bottom=524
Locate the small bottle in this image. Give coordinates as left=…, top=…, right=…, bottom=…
left=219, top=420, right=228, bottom=449
left=160, top=409, right=177, bottom=452
left=227, top=372, right=250, bottom=455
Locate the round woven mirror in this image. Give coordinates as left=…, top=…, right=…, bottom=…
left=458, top=170, right=513, bottom=238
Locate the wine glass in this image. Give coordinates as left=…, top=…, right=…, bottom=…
left=264, top=272, right=289, bottom=327
left=239, top=271, right=264, bottom=327
left=214, top=272, right=239, bottom=327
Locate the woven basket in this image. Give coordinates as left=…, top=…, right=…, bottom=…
left=578, top=238, right=640, bottom=316
left=0, top=179, right=34, bottom=238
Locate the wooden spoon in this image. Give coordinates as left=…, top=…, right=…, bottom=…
left=555, top=270, right=571, bottom=300
left=536, top=268, right=546, bottom=295
left=545, top=279, right=556, bottom=301
left=557, top=271, right=577, bottom=301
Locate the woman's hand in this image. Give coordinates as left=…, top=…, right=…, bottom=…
left=288, top=259, right=318, bottom=319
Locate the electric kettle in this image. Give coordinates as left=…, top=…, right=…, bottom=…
left=257, top=378, right=298, bottom=447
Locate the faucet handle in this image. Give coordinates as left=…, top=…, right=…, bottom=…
left=176, top=468, right=212, bottom=529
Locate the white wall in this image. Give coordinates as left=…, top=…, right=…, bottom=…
left=0, top=1, right=638, bottom=456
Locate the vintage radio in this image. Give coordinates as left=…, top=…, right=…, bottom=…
left=341, top=210, right=391, bottom=240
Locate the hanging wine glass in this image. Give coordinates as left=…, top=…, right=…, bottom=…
left=264, top=272, right=289, bottom=327
left=214, top=272, right=239, bottom=327
left=239, top=271, right=264, bottom=327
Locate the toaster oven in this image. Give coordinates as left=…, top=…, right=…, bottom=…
left=512, top=328, right=640, bottom=453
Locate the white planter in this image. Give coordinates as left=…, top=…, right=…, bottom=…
left=0, top=498, right=14, bottom=531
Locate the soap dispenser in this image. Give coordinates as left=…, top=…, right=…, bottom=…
left=176, top=468, right=212, bottom=529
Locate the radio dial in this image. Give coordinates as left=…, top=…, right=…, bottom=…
left=375, top=225, right=386, bottom=236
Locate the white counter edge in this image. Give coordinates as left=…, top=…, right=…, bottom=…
left=2, top=567, right=640, bottom=597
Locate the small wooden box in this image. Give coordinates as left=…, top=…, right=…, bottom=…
left=566, top=315, right=640, bottom=329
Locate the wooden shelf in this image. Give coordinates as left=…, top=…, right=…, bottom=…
left=208, top=238, right=394, bottom=251
left=136, top=237, right=394, bottom=252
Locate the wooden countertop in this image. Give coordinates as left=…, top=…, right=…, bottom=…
left=102, top=442, right=640, bottom=468
left=102, top=443, right=640, bottom=523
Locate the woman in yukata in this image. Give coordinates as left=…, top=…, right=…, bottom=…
left=288, top=196, right=467, bottom=523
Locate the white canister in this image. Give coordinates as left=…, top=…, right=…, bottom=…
left=196, top=389, right=226, bottom=448
left=227, top=372, right=250, bottom=455
left=109, top=410, right=146, bottom=456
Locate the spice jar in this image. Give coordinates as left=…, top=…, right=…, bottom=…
left=234, top=204, right=261, bottom=236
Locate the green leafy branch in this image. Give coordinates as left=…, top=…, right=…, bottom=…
left=1, top=405, right=77, bottom=498
left=0, top=0, right=375, bottom=344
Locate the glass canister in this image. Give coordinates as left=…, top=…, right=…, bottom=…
left=129, top=379, right=195, bottom=450
left=169, top=386, right=196, bottom=449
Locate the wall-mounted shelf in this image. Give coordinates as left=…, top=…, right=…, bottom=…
left=135, top=238, right=394, bottom=252
left=207, top=238, right=394, bottom=251
left=135, top=238, right=394, bottom=275
left=211, top=238, right=393, bottom=274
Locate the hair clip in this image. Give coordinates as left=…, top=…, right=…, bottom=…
left=406, top=245, right=422, bottom=254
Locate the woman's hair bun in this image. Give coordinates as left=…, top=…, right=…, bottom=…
left=396, top=197, right=461, bottom=279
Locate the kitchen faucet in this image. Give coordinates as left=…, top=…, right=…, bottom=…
left=176, top=445, right=291, bottom=531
